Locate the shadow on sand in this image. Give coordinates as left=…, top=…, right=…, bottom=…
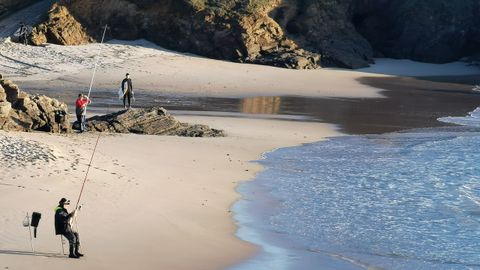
left=0, top=249, right=65, bottom=258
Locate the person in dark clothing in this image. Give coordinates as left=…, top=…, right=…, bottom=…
left=121, top=73, right=134, bottom=109
left=19, top=23, right=28, bottom=45
left=54, top=198, right=84, bottom=258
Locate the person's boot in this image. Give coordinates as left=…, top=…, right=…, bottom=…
left=69, top=245, right=79, bottom=258
left=75, top=244, right=84, bottom=257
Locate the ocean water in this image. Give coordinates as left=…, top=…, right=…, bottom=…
left=232, top=108, right=480, bottom=270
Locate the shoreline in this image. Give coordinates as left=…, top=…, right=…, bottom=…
left=228, top=74, right=480, bottom=269
left=231, top=112, right=480, bottom=270
left=1, top=38, right=480, bottom=269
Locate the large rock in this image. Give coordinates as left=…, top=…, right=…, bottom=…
left=0, top=102, right=11, bottom=117
left=86, top=107, right=224, bottom=137
left=270, top=0, right=374, bottom=68
left=30, top=3, right=94, bottom=46
left=0, top=76, right=70, bottom=133
left=0, top=84, right=6, bottom=102
left=0, top=79, right=20, bottom=103
left=249, top=49, right=320, bottom=69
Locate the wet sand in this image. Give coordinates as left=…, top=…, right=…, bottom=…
left=416, top=74, right=480, bottom=85
left=21, top=74, right=480, bottom=135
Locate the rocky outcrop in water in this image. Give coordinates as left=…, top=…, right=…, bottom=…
left=86, top=107, right=224, bottom=137
left=0, top=75, right=70, bottom=133
left=28, top=0, right=480, bottom=69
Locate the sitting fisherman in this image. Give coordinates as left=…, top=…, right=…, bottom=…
left=54, top=198, right=84, bottom=258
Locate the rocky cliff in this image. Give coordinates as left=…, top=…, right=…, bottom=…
left=30, top=3, right=94, bottom=46
left=271, top=0, right=480, bottom=66
left=31, top=0, right=322, bottom=69
left=0, top=0, right=37, bottom=19
left=354, top=0, right=480, bottom=63
left=28, top=0, right=480, bottom=69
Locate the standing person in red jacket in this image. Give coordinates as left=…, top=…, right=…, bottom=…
left=75, top=94, right=91, bottom=133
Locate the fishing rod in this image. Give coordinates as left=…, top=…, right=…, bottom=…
left=75, top=24, right=108, bottom=210
left=86, top=24, right=108, bottom=101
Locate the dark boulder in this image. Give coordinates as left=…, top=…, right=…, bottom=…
left=86, top=107, right=224, bottom=137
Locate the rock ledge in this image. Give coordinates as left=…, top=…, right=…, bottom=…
left=86, top=107, right=224, bottom=137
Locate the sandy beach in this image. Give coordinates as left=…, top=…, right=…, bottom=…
left=1, top=34, right=480, bottom=270
left=0, top=116, right=340, bottom=270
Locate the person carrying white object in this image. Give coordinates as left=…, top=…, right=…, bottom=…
left=121, top=73, right=134, bottom=109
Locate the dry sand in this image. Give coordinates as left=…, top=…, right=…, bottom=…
left=1, top=31, right=479, bottom=270
left=1, top=39, right=386, bottom=98
left=0, top=117, right=340, bottom=270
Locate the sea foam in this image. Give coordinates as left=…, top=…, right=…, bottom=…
left=439, top=107, right=480, bottom=127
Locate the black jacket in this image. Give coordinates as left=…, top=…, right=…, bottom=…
left=54, top=206, right=74, bottom=235
left=121, top=78, right=133, bottom=93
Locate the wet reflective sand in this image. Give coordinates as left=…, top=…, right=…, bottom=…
left=19, top=74, right=480, bottom=135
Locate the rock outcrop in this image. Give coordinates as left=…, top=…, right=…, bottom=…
left=27, top=0, right=480, bottom=69
left=30, top=3, right=94, bottom=46
left=0, top=75, right=70, bottom=133
left=353, top=0, right=480, bottom=63
left=271, top=0, right=374, bottom=68
left=86, top=107, right=224, bottom=137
